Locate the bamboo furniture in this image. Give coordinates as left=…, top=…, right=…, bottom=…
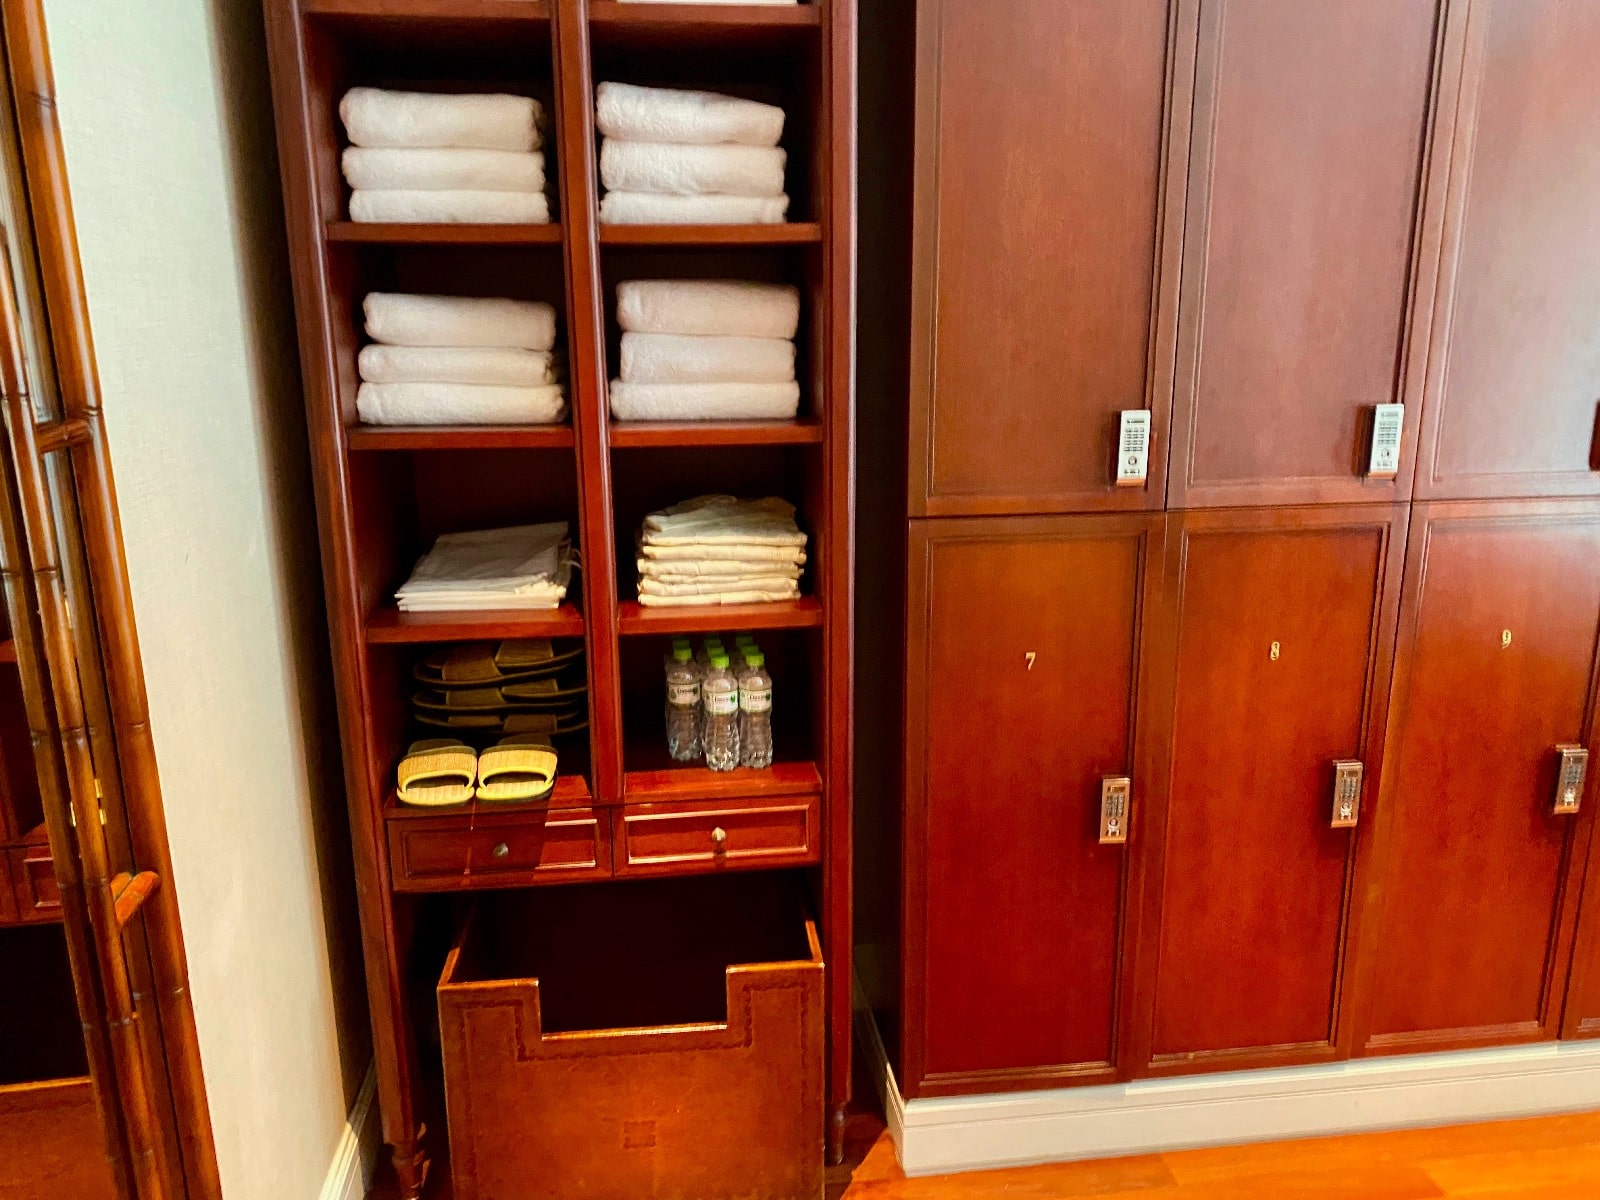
left=262, top=1, right=855, bottom=1192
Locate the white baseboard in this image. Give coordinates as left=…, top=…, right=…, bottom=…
left=320, top=1063, right=381, bottom=1200
left=854, top=1010, right=1600, bottom=1178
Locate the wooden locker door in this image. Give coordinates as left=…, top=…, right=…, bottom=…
left=1414, top=0, right=1600, bottom=500
left=1130, top=506, right=1407, bottom=1075
left=903, top=515, right=1163, bottom=1097
left=907, top=0, right=1192, bottom=517
left=1353, top=501, right=1600, bottom=1056
left=1167, top=0, right=1447, bottom=508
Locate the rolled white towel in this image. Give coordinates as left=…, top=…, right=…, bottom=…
left=619, top=333, right=794, bottom=384
left=356, top=383, right=567, bottom=427
left=350, top=189, right=550, bottom=225
left=637, top=585, right=801, bottom=607
left=600, top=140, right=785, bottom=198
left=340, top=88, right=542, bottom=152
left=359, top=346, right=559, bottom=387
left=598, top=191, right=788, bottom=226
left=364, top=293, right=558, bottom=352
left=617, top=280, right=800, bottom=339
left=596, top=82, right=784, bottom=148
left=610, top=380, right=800, bottom=422
left=342, top=147, right=545, bottom=193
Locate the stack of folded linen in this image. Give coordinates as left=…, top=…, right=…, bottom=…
left=339, top=87, right=549, bottom=224
left=358, top=292, right=566, bottom=426
left=596, top=82, right=789, bottom=225
left=396, top=522, right=573, bottom=612
left=610, top=280, right=800, bottom=421
left=636, top=496, right=806, bottom=607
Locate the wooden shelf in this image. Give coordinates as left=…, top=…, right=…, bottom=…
left=599, top=223, right=821, bottom=247
left=617, top=597, right=822, bottom=635
left=385, top=771, right=593, bottom=818
left=588, top=1, right=818, bottom=52
left=326, top=222, right=562, bottom=246
left=347, top=424, right=575, bottom=451
left=609, top=419, right=823, bottom=448
left=302, top=0, right=552, bottom=40
left=366, top=604, right=585, bottom=643
left=624, top=759, right=820, bottom=803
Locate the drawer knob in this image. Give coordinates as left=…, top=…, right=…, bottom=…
left=711, top=826, right=728, bottom=849
left=491, top=842, right=510, bottom=859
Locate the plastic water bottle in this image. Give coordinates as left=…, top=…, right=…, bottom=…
left=739, top=651, right=773, bottom=769
left=664, top=641, right=701, bottom=762
left=702, top=652, right=741, bottom=771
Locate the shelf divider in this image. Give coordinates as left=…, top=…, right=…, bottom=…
left=598, top=222, right=821, bottom=247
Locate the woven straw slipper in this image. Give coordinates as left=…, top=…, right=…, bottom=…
left=396, top=739, right=477, bottom=807
left=475, top=734, right=559, bottom=803
left=415, top=707, right=589, bottom=736
left=412, top=678, right=587, bottom=717
left=414, top=639, right=582, bottom=689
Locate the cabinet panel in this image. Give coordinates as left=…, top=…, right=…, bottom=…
left=1134, top=507, right=1406, bottom=1073
left=908, top=0, right=1190, bottom=515
left=1416, top=0, right=1600, bottom=499
left=1169, top=0, right=1442, bottom=507
left=1356, top=501, right=1600, bottom=1055
left=903, top=515, right=1162, bottom=1096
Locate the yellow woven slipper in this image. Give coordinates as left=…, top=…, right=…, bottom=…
left=396, top=739, right=477, bottom=807
left=475, top=735, right=559, bottom=803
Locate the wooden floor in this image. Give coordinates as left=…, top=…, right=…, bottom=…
left=827, top=1110, right=1600, bottom=1199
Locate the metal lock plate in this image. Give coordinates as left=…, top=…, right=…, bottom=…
left=1368, top=404, right=1404, bottom=478
left=1554, top=745, right=1588, bottom=815
left=1115, top=410, right=1151, bottom=488
left=1099, top=776, right=1131, bottom=845
left=1331, top=760, right=1364, bottom=829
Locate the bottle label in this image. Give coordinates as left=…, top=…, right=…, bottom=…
left=668, top=682, right=700, bottom=705
left=740, top=687, right=772, bottom=714
left=706, top=691, right=739, bottom=716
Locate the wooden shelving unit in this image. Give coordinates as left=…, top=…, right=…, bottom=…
left=264, top=0, right=853, bottom=1193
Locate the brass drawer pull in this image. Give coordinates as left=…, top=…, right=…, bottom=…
left=711, top=826, right=728, bottom=850
left=491, top=842, right=510, bottom=860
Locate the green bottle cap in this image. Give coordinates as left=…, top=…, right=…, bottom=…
left=747, top=652, right=765, bottom=668
left=672, top=645, right=693, bottom=663
left=710, top=652, right=731, bottom=669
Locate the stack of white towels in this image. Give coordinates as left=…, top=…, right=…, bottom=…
left=610, top=281, right=800, bottom=422
left=358, top=293, right=566, bottom=427
left=397, top=522, right=573, bottom=613
left=340, top=88, right=550, bottom=224
left=597, top=83, right=788, bottom=225
left=637, top=496, right=806, bottom=607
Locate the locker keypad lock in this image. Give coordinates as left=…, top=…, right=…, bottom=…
left=1331, top=760, right=1364, bottom=829
left=1368, top=404, right=1404, bottom=478
left=1116, top=410, right=1151, bottom=488
left=1099, top=776, right=1131, bottom=844
left=1554, top=745, right=1589, bottom=815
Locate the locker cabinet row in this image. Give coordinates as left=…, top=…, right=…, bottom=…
left=898, top=500, right=1600, bottom=1097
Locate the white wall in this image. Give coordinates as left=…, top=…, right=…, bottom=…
left=36, top=0, right=370, bottom=1196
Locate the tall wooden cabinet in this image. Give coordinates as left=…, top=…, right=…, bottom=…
left=859, top=0, right=1600, bottom=1105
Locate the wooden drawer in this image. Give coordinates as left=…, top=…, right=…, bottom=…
left=438, top=877, right=825, bottom=1200
left=614, top=794, right=821, bottom=878
left=8, top=846, right=60, bottom=923
left=387, top=808, right=609, bottom=893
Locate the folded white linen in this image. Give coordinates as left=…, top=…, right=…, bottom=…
left=356, top=382, right=567, bottom=426
left=637, top=586, right=800, bottom=607
left=364, top=293, right=558, bottom=351
left=350, top=189, right=550, bottom=225
left=340, top=88, right=542, bottom=152
left=359, top=346, right=558, bottom=387
left=637, top=541, right=807, bottom=563
left=596, top=82, right=784, bottom=148
left=638, top=556, right=803, bottom=579
left=600, top=140, right=785, bottom=198
left=639, top=575, right=801, bottom=597
left=642, top=495, right=806, bottom=546
left=610, top=380, right=799, bottom=422
left=398, top=522, right=569, bottom=596
left=599, top=191, right=788, bottom=225
left=619, top=333, right=794, bottom=384
left=617, top=280, right=800, bottom=339
left=342, top=147, right=545, bottom=193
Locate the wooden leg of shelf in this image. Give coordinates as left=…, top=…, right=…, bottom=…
left=391, top=1130, right=429, bottom=1200
left=827, top=1101, right=848, bottom=1167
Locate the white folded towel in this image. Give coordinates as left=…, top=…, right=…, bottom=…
left=642, top=495, right=806, bottom=546
left=638, top=542, right=807, bottom=564
left=398, top=523, right=572, bottom=611
left=340, top=88, right=542, bottom=152
left=343, top=147, right=545, bottom=193
left=364, top=293, right=558, bottom=352
left=359, top=346, right=558, bottom=387
left=638, top=556, right=804, bottom=578
left=639, top=575, right=802, bottom=597
left=599, top=191, right=788, bottom=225
left=610, top=381, right=800, bottom=422
left=600, top=140, right=785, bottom=198
left=356, top=382, right=567, bottom=426
left=637, top=586, right=800, bottom=607
left=617, top=280, right=800, bottom=339
left=596, top=82, right=784, bottom=148
left=350, top=189, right=550, bottom=225
left=620, top=333, right=794, bottom=384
